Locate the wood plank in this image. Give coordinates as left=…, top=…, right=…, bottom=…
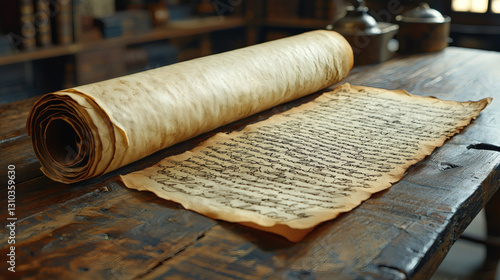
left=346, top=48, right=500, bottom=101
left=0, top=135, right=42, bottom=186
left=139, top=215, right=409, bottom=279
left=371, top=147, right=500, bottom=279
left=0, top=97, right=36, bottom=142
left=0, top=98, right=43, bottom=185
left=0, top=175, right=92, bottom=221
left=0, top=177, right=217, bottom=279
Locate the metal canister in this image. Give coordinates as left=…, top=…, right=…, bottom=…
left=328, top=0, right=399, bottom=65
left=396, top=2, right=451, bottom=53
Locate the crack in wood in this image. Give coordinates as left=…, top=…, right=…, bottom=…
left=132, top=231, right=209, bottom=279
left=283, top=269, right=316, bottom=280
left=377, top=263, right=409, bottom=279
left=0, top=134, right=27, bottom=145
left=467, top=143, right=500, bottom=153
left=438, top=162, right=461, bottom=171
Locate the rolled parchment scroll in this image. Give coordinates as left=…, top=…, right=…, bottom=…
left=27, top=30, right=354, bottom=183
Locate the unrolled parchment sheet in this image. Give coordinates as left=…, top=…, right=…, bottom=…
left=26, top=30, right=353, bottom=183
left=121, top=84, right=491, bottom=242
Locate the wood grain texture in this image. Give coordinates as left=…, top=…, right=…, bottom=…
left=0, top=47, right=499, bottom=279
left=0, top=97, right=36, bottom=142
left=0, top=179, right=217, bottom=279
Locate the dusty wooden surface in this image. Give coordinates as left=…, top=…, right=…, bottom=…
left=1, top=47, right=499, bottom=279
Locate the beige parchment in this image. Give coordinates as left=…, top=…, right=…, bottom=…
left=121, top=84, right=491, bottom=242
left=26, top=30, right=353, bottom=184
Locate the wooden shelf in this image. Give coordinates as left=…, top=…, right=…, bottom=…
left=0, top=16, right=246, bottom=66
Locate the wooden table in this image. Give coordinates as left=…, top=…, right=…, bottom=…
left=1, top=47, right=499, bottom=279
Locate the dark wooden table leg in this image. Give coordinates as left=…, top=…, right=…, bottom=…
left=478, top=189, right=500, bottom=280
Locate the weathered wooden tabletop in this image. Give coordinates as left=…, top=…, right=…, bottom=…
left=1, top=47, right=499, bottom=280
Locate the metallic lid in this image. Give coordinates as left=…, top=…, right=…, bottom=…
left=333, top=0, right=381, bottom=35
left=396, top=2, right=450, bottom=23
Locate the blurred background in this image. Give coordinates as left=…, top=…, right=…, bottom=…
left=0, top=0, right=498, bottom=278
left=0, top=0, right=499, bottom=105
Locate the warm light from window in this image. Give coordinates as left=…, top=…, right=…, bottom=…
left=452, top=0, right=489, bottom=13
left=471, top=0, right=489, bottom=12
left=452, top=0, right=470, bottom=12
left=492, top=0, right=500, bottom=13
